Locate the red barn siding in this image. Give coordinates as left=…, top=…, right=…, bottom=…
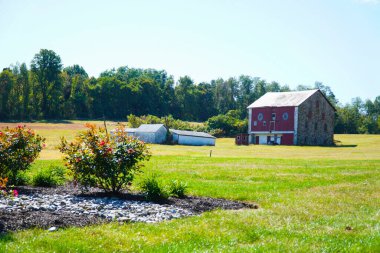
left=281, top=134, right=294, bottom=145
left=251, top=107, right=295, bottom=132
left=235, top=134, right=249, bottom=145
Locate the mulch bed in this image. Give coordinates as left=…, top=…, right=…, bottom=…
left=0, top=184, right=257, bottom=233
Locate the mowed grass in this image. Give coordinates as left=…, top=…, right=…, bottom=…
left=0, top=121, right=379, bottom=252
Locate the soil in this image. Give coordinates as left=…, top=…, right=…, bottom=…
left=0, top=184, right=257, bottom=233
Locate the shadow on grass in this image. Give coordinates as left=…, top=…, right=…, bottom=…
left=297, top=144, right=358, bottom=148
left=333, top=140, right=357, bottom=148
left=33, top=120, right=73, bottom=124
left=333, top=144, right=358, bottom=148
left=0, top=232, right=14, bottom=243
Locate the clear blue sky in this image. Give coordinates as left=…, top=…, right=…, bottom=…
left=1, top=0, right=379, bottom=104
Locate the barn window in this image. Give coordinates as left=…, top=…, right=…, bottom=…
left=305, top=122, right=308, bottom=129
left=254, top=121, right=257, bottom=126
left=282, top=112, right=289, bottom=120
left=271, top=113, right=276, bottom=121
left=308, top=110, right=312, bottom=119
left=263, top=121, right=266, bottom=126
left=314, top=122, right=318, bottom=130
left=324, top=123, right=327, bottom=132
left=316, top=100, right=319, bottom=108
left=322, top=112, right=325, bottom=120
left=258, top=113, right=264, bottom=121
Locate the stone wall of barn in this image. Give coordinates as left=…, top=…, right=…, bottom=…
left=296, top=91, right=335, bottom=146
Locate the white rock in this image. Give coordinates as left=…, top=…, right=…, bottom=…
left=1, top=193, right=193, bottom=223
left=48, top=226, right=58, bottom=232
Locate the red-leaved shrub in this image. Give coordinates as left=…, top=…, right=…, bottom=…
left=0, top=125, right=45, bottom=184
left=59, top=124, right=150, bottom=193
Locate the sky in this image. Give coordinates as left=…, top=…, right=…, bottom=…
left=0, top=0, right=379, bottom=104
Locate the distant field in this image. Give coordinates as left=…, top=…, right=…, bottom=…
left=0, top=121, right=379, bottom=252
left=1, top=120, right=379, bottom=160
left=0, top=120, right=126, bottom=160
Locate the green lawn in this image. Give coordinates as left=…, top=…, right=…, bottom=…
left=0, top=131, right=379, bottom=252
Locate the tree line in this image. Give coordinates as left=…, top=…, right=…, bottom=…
left=0, top=49, right=379, bottom=134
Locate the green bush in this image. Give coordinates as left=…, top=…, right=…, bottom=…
left=59, top=123, right=150, bottom=193
left=32, top=166, right=66, bottom=187
left=0, top=125, right=45, bottom=184
left=127, top=114, right=206, bottom=131
left=140, top=174, right=169, bottom=201
left=206, top=110, right=247, bottom=137
left=169, top=180, right=188, bottom=198
left=12, top=172, right=29, bottom=186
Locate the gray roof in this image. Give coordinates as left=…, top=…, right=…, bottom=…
left=125, top=128, right=137, bottom=132
left=247, top=89, right=319, bottom=108
left=136, top=124, right=166, bottom=133
left=170, top=129, right=216, bottom=139
left=110, top=128, right=136, bottom=134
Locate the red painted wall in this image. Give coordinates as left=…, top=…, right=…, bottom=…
left=251, top=107, right=295, bottom=132
left=281, top=133, right=294, bottom=145
left=235, top=134, right=249, bottom=145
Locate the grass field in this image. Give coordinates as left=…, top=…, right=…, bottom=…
left=0, top=122, right=379, bottom=252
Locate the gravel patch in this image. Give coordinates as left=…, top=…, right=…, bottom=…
left=0, top=185, right=256, bottom=232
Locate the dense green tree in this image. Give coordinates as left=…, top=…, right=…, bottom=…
left=175, top=76, right=197, bottom=120
left=335, top=105, right=361, bottom=133
left=69, top=75, right=89, bottom=118
left=266, top=81, right=281, bottom=92
left=195, top=82, right=217, bottom=121
left=7, top=64, right=23, bottom=119
left=31, top=49, right=63, bottom=118
left=63, top=65, right=88, bottom=78
left=207, top=110, right=247, bottom=136
left=253, top=79, right=266, bottom=100
left=0, top=48, right=379, bottom=134
left=213, top=78, right=237, bottom=114
left=236, top=75, right=254, bottom=118
left=0, top=70, right=15, bottom=119
left=20, top=63, right=30, bottom=119
left=314, top=81, right=338, bottom=106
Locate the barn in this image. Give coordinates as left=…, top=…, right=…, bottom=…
left=170, top=129, right=216, bottom=146
left=129, top=124, right=167, bottom=144
left=247, top=89, right=335, bottom=146
left=124, top=128, right=137, bottom=137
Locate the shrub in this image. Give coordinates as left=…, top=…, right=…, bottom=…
left=169, top=180, right=188, bottom=198
left=208, top=128, right=225, bottom=138
left=206, top=110, right=247, bottom=137
left=12, top=172, right=29, bottom=186
left=139, top=174, right=169, bottom=201
left=59, top=123, right=150, bottom=193
left=127, top=114, right=205, bottom=131
left=0, top=177, right=18, bottom=199
left=0, top=125, right=45, bottom=184
left=32, top=166, right=66, bottom=187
